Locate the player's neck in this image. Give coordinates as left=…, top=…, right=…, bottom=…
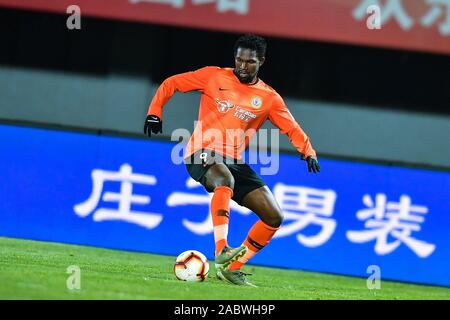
left=247, top=77, right=259, bottom=85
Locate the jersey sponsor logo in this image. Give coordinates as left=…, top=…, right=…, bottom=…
left=251, top=96, right=262, bottom=109
left=233, top=107, right=257, bottom=122
left=215, top=98, right=235, bottom=113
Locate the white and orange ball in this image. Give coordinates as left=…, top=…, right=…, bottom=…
left=174, top=250, right=209, bottom=282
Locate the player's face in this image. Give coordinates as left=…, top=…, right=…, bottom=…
left=234, top=48, right=264, bottom=84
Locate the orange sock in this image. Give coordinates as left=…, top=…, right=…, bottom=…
left=211, top=186, right=233, bottom=256
left=229, top=220, right=279, bottom=270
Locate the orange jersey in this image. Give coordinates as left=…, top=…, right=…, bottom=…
left=147, top=66, right=316, bottom=160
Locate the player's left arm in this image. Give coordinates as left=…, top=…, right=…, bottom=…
left=268, top=97, right=320, bottom=173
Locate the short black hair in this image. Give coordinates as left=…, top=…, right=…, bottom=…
left=234, top=34, right=267, bottom=61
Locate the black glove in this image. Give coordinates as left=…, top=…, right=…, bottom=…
left=144, top=115, right=162, bottom=137
left=306, top=156, right=320, bottom=173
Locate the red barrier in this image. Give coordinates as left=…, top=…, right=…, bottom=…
left=1, top=0, right=449, bottom=55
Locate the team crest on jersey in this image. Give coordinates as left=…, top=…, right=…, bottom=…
left=251, top=96, right=262, bottom=108
left=215, top=98, right=235, bottom=113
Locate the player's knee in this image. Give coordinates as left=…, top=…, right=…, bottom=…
left=265, top=210, right=283, bottom=228
left=214, top=175, right=235, bottom=190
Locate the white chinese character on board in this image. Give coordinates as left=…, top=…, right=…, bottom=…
left=421, top=0, right=450, bottom=35
left=353, top=0, right=414, bottom=30
left=166, top=178, right=251, bottom=235
left=128, top=0, right=184, bottom=8
left=346, top=194, right=436, bottom=258
left=273, top=183, right=337, bottom=247
left=192, top=0, right=249, bottom=14
left=74, top=164, right=162, bottom=229
left=128, top=0, right=249, bottom=14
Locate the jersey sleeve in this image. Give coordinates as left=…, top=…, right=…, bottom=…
left=147, top=66, right=218, bottom=118
left=268, top=96, right=317, bottom=159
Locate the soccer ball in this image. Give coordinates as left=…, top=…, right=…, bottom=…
left=174, top=250, right=209, bottom=282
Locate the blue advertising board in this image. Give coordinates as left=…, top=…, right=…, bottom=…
left=0, top=124, right=449, bottom=287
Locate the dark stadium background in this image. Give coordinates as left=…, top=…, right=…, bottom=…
left=1, top=7, right=449, bottom=170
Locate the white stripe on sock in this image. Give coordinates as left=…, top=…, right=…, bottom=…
left=213, top=224, right=228, bottom=243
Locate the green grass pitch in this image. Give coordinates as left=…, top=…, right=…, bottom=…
left=0, top=237, right=449, bottom=300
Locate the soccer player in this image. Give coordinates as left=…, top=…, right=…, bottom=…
left=144, top=34, right=320, bottom=287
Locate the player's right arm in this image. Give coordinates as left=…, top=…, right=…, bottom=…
left=144, top=66, right=217, bottom=137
